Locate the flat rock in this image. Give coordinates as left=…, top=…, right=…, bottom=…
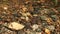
left=8, top=22, right=25, bottom=30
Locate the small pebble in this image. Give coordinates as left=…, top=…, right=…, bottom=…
left=47, top=25, right=55, bottom=31
left=36, top=28, right=42, bottom=32
left=8, top=22, right=25, bottom=30
left=45, top=28, right=51, bottom=34
left=40, top=16, right=47, bottom=20
left=3, top=7, right=8, bottom=10
left=32, top=24, right=39, bottom=31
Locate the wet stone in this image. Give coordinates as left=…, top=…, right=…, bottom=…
left=30, top=31, right=36, bottom=34
left=36, top=28, right=42, bottom=32
left=0, top=17, right=3, bottom=21
left=12, top=13, right=20, bottom=17
left=56, top=7, right=60, bottom=12
left=0, top=0, right=60, bottom=34
left=24, top=23, right=32, bottom=30
left=17, top=30, right=25, bottom=34
left=40, top=16, right=47, bottom=20
left=48, top=10, right=56, bottom=15
left=42, top=21, right=48, bottom=27
left=46, top=25, right=55, bottom=31
left=50, top=15, right=58, bottom=21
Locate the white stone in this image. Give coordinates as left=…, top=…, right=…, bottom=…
left=8, top=22, right=25, bottom=30
left=32, top=24, right=39, bottom=31
left=25, top=16, right=29, bottom=21
left=3, top=7, right=8, bottom=10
